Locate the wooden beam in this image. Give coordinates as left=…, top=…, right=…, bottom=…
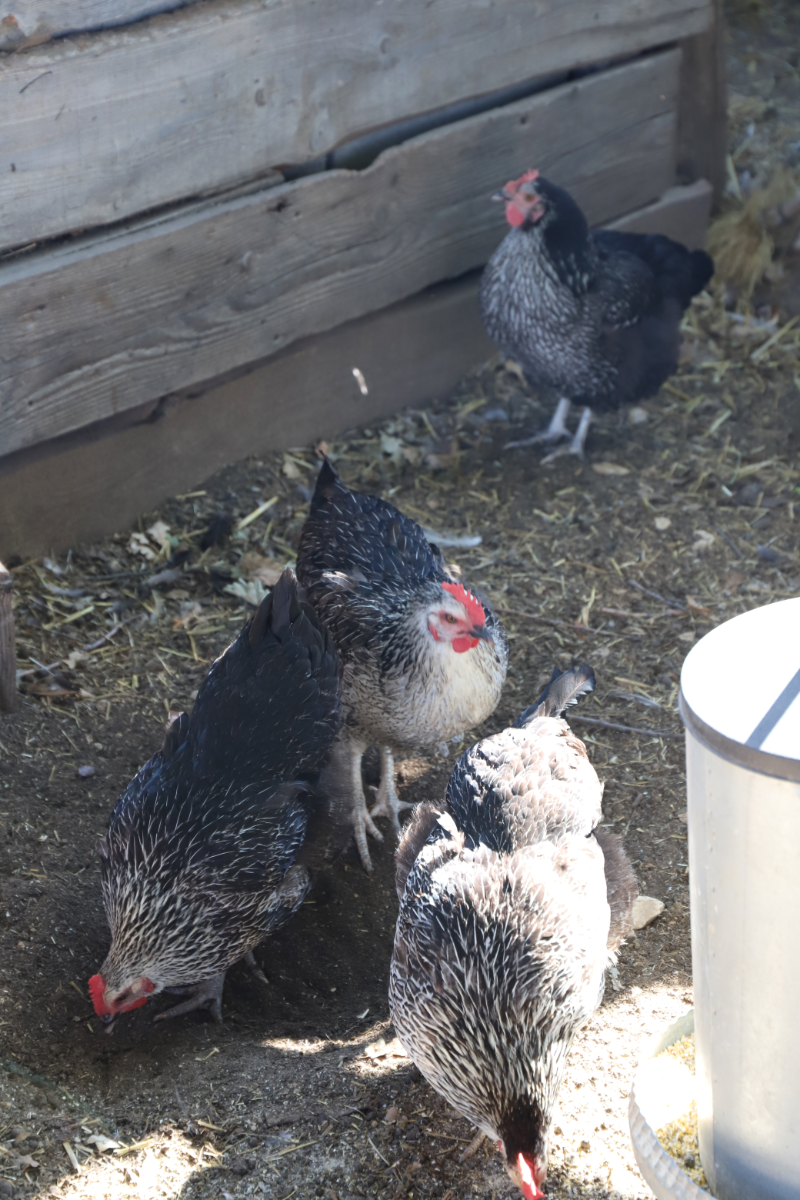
left=0, top=50, right=682, bottom=460
left=677, top=0, right=727, bottom=205
left=0, top=177, right=716, bottom=559
left=607, top=179, right=713, bottom=249
left=0, top=272, right=494, bottom=559
left=0, top=562, right=16, bottom=714
left=0, top=0, right=712, bottom=248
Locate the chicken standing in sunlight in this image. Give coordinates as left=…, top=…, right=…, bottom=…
left=390, top=665, right=637, bottom=1198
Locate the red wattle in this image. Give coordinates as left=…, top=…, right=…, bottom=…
left=88, top=973, right=111, bottom=1017
left=505, top=203, right=525, bottom=227
left=452, top=636, right=480, bottom=654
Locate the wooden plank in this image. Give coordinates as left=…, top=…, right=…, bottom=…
left=677, top=0, right=727, bottom=205
left=0, top=0, right=189, bottom=48
left=0, top=0, right=711, bottom=249
left=608, top=179, right=713, bottom=249
left=0, top=172, right=713, bottom=558
left=0, top=272, right=494, bottom=559
left=0, top=50, right=681, bottom=460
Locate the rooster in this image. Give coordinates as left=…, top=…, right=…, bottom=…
left=89, top=569, right=350, bottom=1027
left=389, top=665, right=637, bottom=1198
left=480, top=169, right=714, bottom=459
left=296, top=459, right=507, bottom=871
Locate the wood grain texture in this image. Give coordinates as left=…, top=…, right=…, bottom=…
left=0, top=273, right=493, bottom=558
left=0, top=51, right=681, bottom=460
left=0, top=562, right=16, bottom=713
left=677, top=0, right=726, bottom=204
left=0, top=177, right=712, bottom=559
left=607, top=179, right=713, bottom=249
left=0, top=0, right=711, bottom=248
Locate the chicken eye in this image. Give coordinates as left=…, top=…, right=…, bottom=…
left=444, top=613, right=457, bottom=624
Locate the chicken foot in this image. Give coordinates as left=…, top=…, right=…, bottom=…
left=505, top=397, right=574, bottom=449
left=369, top=746, right=414, bottom=835
left=154, top=971, right=226, bottom=1024
left=541, top=405, right=592, bottom=462
left=349, top=742, right=383, bottom=873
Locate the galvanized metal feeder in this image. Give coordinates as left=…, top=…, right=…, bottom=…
left=679, top=597, right=800, bottom=1200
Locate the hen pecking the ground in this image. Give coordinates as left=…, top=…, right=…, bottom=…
left=480, top=169, right=714, bottom=460
left=390, top=665, right=637, bottom=1199
left=296, top=458, right=508, bottom=871
left=89, top=568, right=352, bottom=1028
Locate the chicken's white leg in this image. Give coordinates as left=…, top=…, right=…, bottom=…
left=154, top=971, right=226, bottom=1023
left=350, top=743, right=383, bottom=873
left=541, top=405, right=592, bottom=462
left=505, top=397, right=572, bottom=449
left=369, top=745, right=414, bottom=834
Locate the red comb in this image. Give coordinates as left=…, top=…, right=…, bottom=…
left=442, top=581, right=485, bottom=626
left=88, top=973, right=111, bottom=1017
left=505, top=168, right=539, bottom=193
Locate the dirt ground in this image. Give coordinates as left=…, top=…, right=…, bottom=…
left=2, top=4, right=800, bottom=1200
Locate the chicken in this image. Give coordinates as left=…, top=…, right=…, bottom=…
left=296, top=458, right=507, bottom=871
left=89, top=569, right=350, bottom=1028
left=480, top=169, right=714, bottom=459
left=389, top=665, right=637, bottom=1199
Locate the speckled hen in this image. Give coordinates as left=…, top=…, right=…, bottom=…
left=390, top=665, right=637, bottom=1198
left=296, top=459, right=507, bottom=871
left=89, top=569, right=350, bottom=1028
left=480, top=170, right=714, bottom=458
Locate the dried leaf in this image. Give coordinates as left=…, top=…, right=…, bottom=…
left=224, top=579, right=269, bottom=606
left=238, top=552, right=283, bottom=588
left=592, top=462, right=630, bottom=476
left=146, top=521, right=172, bottom=550
left=128, top=532, right=157, bottom=561
left=692, top=530, right=715, bottom=550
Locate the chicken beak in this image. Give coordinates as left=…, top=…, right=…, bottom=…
left=469, top=624, right=491, bottom=640
left=492, top=188, right=511, bottom=202
left=101, top=1013, right=116, bottom=1034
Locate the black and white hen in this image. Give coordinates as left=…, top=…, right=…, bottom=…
left=89, top=569, right=350, bottom=1027
left=296, top=459, right=507, bottom=871
left=480, top=170, right=714, bottom=459
left=390, top=665, right=637, bottom=1199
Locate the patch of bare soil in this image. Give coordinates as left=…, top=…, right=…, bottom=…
left=2, top=8, right=800, bottom=1200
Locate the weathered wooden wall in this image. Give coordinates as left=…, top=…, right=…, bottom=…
left=0, top=0, right=712, bottom=249
left=0, top=177, right=715, bottom=559
left=0, top=50, right=681, bottom=459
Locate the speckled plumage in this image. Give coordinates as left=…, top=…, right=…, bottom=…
left=480, top=175, right=714, bottom=411
left=389, top=666, right=637, bottom=1195
left=296, top=460, right=508, bottom=867
left=94, top=569, right=350, bottom=1021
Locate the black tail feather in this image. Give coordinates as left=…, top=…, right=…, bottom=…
left=515, top=663, right=595, bottom=727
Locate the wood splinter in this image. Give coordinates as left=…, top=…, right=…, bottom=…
left=0, top=561, right=17, bottom=713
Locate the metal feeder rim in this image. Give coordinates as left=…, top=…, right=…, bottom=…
left=679, top=688, right=800, bottom=785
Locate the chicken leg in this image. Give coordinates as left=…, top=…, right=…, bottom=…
left=154, top=972, right=226, bottom=1023
left=541, top=406, right=592, bottom=462
left=369, top=745, right=414, bottom=834
left=349, top=742, right=383, bottom=872
left=505, top=397, right=573, bottom=449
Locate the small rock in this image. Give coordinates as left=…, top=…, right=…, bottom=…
left=578, top=1140, right=591, bottom=1153
left=77, top=765, right=95, bottom=778
left=230, top=1159, right=251, bottom=1176
left=0, top=1182, right=16, bottom=1197
left=684, top=1153, right=696, bottom=1169
left=397, top=1115, right=408, bottom=1132
left=654, top=516, right=672, bottom=532
left=385, top=1107, right=399, bottom=1124
left=404, top=1125, right=420, bottom=1143
left=632, top=896, right=665, bottom=929
left=247, top=1136, right=259, bottom=1148
left=629, top=406, right=648, bottom=425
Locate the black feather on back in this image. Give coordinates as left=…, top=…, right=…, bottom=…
left=298, top=458, right=441, bottom=591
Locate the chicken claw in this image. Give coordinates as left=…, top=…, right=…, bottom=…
left=541, top=406, right=592, bottom=463
left=154, top=972, right=226, bottom=1023
left=350, top=744, right=383, bottom=872
left=369, top=746, right=414, bottom=834
left=505, top=397, right=573, bottom=449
